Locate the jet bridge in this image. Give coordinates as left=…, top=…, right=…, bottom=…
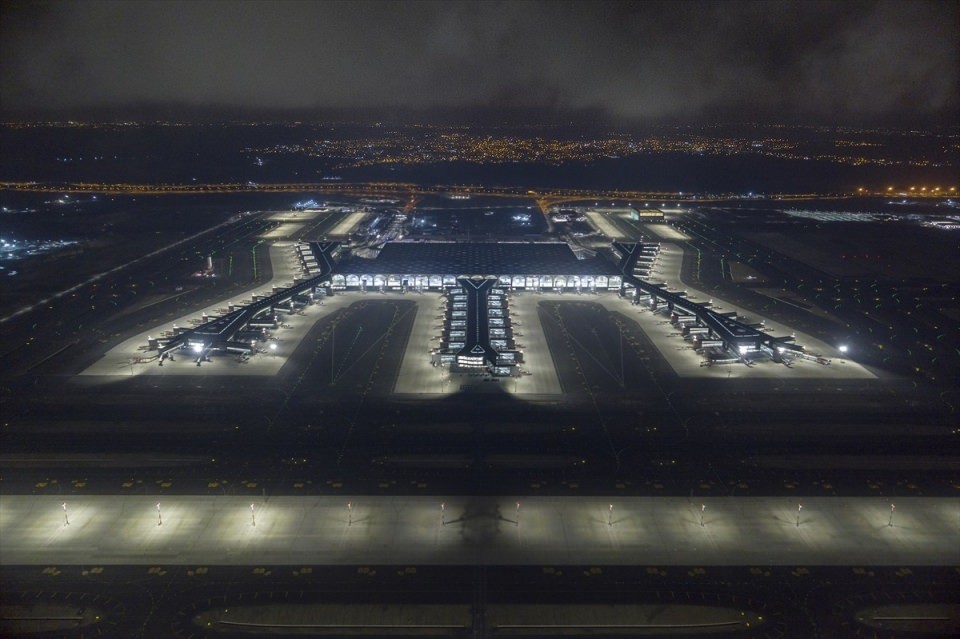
left=156, top=242, right=340, bottom=363
left=613, top=242, right=801, bottom=356
left=454, top=276, right=499, bottom=369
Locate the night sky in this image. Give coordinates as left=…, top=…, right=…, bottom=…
left=1, top=0, right=957, bottom=124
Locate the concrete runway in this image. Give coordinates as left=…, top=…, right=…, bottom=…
left=2, top=495, right=956, bottom=566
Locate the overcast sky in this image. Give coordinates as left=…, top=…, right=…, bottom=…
left=1, top=0, right=957, bottom=123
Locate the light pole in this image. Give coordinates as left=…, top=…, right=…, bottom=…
left=250, top=503, right=256, bottom=527
left=156, top=502, right=162, bottom=526
left=700, top=503, right=705, bottom=527
left=796, top=503, right=802, bottom=528
left=608, top=503, right=614, bottom=527
left=347, top=502, right=353, bottom=526
left=888, top=503, right=895, bottom=527
left=62, top=501, right=69, bottom=527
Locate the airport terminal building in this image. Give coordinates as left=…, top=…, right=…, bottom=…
left=153, top=239, right=800, bottom=375
left=327, top=241, right=624, bottom=292
left=326, top=241, right=624, bottom=374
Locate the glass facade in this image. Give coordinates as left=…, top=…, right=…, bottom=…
left=331, top=273, right=621, bottom=291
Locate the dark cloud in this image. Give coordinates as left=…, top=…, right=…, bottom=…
left=1, top=0, right=957, bottom=123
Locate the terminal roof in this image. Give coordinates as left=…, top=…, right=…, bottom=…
left=335, top=241, right=621, bottom=276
